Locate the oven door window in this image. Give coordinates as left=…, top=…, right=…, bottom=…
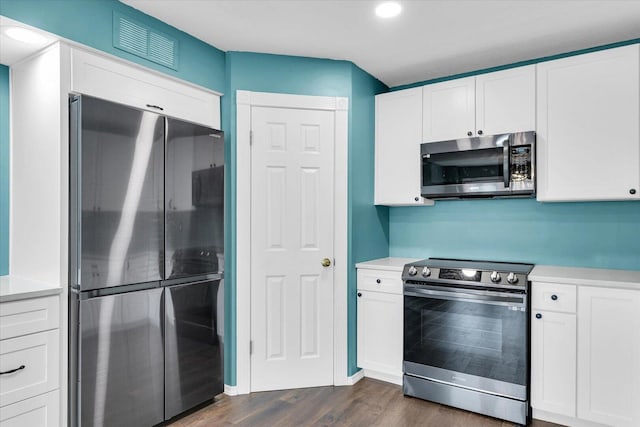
left=404, top=294, right=526, bottom=386
left=422, top=147, right=505, bottom=186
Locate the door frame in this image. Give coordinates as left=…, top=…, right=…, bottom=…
left=235, top=90, right=349, bottom=394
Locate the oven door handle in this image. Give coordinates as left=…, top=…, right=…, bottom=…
left=404, top=288, right=526, bottom=306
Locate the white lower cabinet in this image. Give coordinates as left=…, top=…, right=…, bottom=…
left=0, top=390, right=59, bottom=427
left=531, top=273, right=640, bottom=427
left=356, top=263, right=405, bottom=385
left=577, top=287, right=640, bottom=427
left=531, top=282, right=577, bottom=417
left=531, top=310, right=576, bottom=417
left=0, top=294, right=61, bottom=427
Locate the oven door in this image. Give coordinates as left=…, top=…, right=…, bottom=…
left=403, top=285, right=528, bottom=400
left=421, top=135, right=510, bottom=198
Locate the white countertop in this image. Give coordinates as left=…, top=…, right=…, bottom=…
left=0, top=276, right=63, bottom=302
left=355, top=257, right=420, bottom=272
left=530, top=265, right=640, bottom=290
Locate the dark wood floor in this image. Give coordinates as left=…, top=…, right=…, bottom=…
left=168, top=378, right=562, bottom=427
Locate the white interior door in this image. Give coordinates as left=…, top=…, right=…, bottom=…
left=250, top=106, right=335, bottom=391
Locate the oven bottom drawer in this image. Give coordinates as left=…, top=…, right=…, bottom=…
left=403, top=374, right=529, bottom=425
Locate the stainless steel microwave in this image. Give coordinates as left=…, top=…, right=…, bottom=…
left=421, top=131, right=535, bottom=199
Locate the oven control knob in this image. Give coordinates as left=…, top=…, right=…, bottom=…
left=421, top=267, right=431, bottom=277
left=490, top=271, right=501, bottom=283
left=507, top=272, right=518, bottom=284
left=408, top=266, right=418, bottom=276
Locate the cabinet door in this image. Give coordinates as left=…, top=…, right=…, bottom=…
left=357, top=291, right=403, bottom=382
left=537, top=45, right=640, bottom=201
left=475, top=65, right=535, bottom=136
left=0, top=330, right=60, bottom=407
left=71, top=48, right=221, bottom=129
left=375, top=87, right=432, bottom=206
left=531, top=310, right=576, bottom=417
left=423, top=76, right=475, bottom=142
left=0, top=390, right=59, bottom=427
left=577, top=286, right=640, bottom=426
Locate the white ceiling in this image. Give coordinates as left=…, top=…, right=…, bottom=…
left=120, top=0, right=640, bottom=87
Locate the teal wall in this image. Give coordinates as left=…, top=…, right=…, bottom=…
left=348, top=65, right=389, bottom=374
left=389, top=199, right=640, bottom=270
left=223, top=51, right=388, bottom=382
left=0, top=0, right=225, bottom=92
left=0, top=65, right=8, bottom=276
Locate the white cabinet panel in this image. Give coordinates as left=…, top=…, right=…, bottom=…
left=374, top=87, right=432, bottom=206
left=356, top=269, right=403, bottom=294
left=71, top=48, right=221, bottom=129
left=356, top=266, right=403, bottom=385
left=0, top=390, right=59, bottom=427
left=531, top=282, right=576, bottom=313
left=0, top=330, right=60, bottom=407
left=531, top=310, right=576, bottom=417
left=577, top=286, right=640, bottom=427
left=537, top=45, right=640, bottom=201
left=0, top=296, right=60, bottom=340
left=356, top=291, right=403, bottom=384
left=475, top=65, right=535, bottom=136
left=423, top=77, right=475, bottom=142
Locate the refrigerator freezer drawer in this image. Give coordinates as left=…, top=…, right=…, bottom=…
left=78, top=288, right=164, bottom=427
left=164, top=279, right=223, bottom=420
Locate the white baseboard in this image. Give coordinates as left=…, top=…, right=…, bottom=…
left=224, top=384, right=239, bottom=396
left=345, top=369, right=365, bottom=385
left=532, top=409, right=606, bottom=427
left=363, top=369, right=402, bottom=386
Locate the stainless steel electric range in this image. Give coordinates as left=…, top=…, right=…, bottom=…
left=402, top=258, right=534, bottom=425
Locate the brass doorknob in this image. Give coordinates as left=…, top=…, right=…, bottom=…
left=321, top=258, right=331, bottom=267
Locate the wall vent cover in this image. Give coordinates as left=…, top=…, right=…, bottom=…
left=113, top=12, right=178, bottom=70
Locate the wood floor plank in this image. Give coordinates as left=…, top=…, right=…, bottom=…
left=167, top=378, right=563, bottom=427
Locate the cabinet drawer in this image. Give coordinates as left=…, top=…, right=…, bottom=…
left=71, top=48, right=220, bottom=129
left=532, top=282, right=576, bottom=313
left=0, top=330, right=60, bottom=407
left=0, top=389, right=59, bottom=427
left=0, top=296, right=60, bottom=340
left=357, top=269, right=403, bottom=294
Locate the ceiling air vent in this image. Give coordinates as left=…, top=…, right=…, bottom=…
left=113, top=11, right=178, bottom=70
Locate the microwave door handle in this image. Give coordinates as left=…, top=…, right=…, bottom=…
left=503, top=143, right=510, bottom=188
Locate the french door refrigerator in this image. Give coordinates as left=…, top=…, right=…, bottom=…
left=69, top=95, right=224, bottom=427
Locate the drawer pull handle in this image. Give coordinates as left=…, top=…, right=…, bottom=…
left=551, top=294, right=558, bottom=301
left=0, top=365, right=25, bottom=375
left=357, top=292, right=362, bottom=298
left=376, top=279, right=381, bottom=284
left=146, top=104, right=164, bottom=111
left=535, top=313, right=542, bottom=319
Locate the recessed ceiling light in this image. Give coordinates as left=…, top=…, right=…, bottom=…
left=4, top=27, right=48, bottom=44
left=376, top=2, right=402, bottom=18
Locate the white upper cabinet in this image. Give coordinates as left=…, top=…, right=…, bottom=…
left=374, top=87, right=433, bottom=206
left=536, top=45, right=640, bottom=201
left=475, top=65, right=536, bottom=136
left=422, top=65, right=535, bottom=142
left=71, top=48, right=221, bottom=129
left=423, top=76, right=475, bottom=142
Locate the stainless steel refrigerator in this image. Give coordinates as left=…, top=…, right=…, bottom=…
left=69, top=95, right=224, bottom=427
